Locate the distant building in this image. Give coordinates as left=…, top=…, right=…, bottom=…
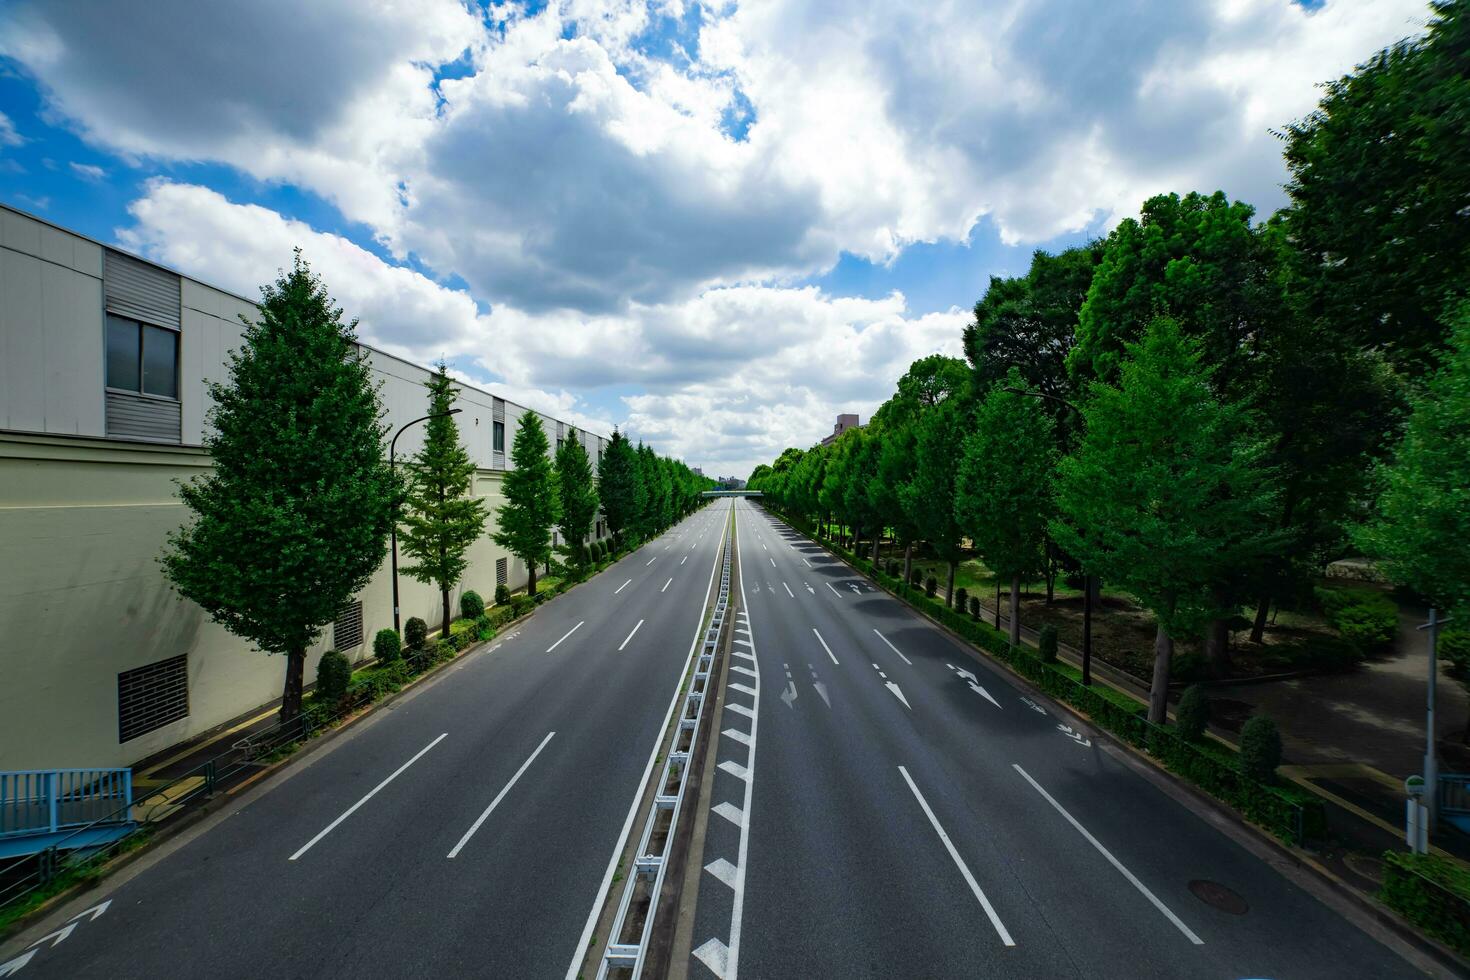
left=715, top=476, right=746, bottom=490
left=820, top=413, right=860, bottom=446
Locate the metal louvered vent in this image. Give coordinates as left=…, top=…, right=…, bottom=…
left=496, top=558, right=509, bottom=587
left=333, top=601, right=364, bottom=650
left=118, top=655, right=189, bottom=743
left=105, top=249, right=180, bottom=329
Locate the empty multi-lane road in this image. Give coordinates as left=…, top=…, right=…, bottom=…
left=687, top=498, right=1419, bottom=979
left=3, top=504, right=733, bottom=979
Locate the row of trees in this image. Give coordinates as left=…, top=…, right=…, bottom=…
left=751, top=2, right=1470, bottom=724
left=163, top=255, right=709, bottom=722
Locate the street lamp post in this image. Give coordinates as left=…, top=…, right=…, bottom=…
left=1419, top=609, right=1453, bottom=832
left=389, top=408, right=462, bottom=634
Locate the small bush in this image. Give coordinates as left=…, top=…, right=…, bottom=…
left=1037, top=625, right=1058, bottom=664
left=373, top=628, right=401, bottom=663
left=1442, top=629, right=1470, bottom=678
left=909, top=568, right=923, bottom=587
left=315, top=650, right=352, bottom=702
left=494, top=583, right=511, bottom=605
left=512, top=596, right=533, bottom=617
left=924, top=576, right=937, bottom=598
left=405, top=617, right=428, bottom=651
left=435, top=639, right=456, bottom=663
left=460, top=590, right=485, bottom=620
left=955, top=587, right=969, bottom=614
left=885, top=560, right=899, bottom=577
left=968, top=595, right=980, bottom=620
left=1176, top=684, right=1210, bottom=741
left=476, top=615, right=495, bottom=642
left=1315, top=586, right=1397, bottom=653
left=1240, top=716, right=1282, bottom=784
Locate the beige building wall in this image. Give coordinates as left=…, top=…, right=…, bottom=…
left=0, top=205, right=607, bottom=771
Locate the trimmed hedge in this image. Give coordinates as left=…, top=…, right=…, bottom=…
left=494, top=583, right=511, bottom=605
left=315, top=650, right=351, bottom=702
left=1381, top=852, right=1470, bottom=955
left=373, top=628, right=401, bottom=664
left=1315, top=585, right=1397, bottom=655
left=405, top=617, right=428, bottom=651
left=460, top=590, right=485, bottom=619
left=767, top=506, right=1324, bottom=845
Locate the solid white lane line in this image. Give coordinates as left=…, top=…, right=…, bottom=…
left=1013, top=764, right=1203, bottom=943
left=898, top=766, right=1015, bottom=946
left=647, top=556, right=658, bottom=566
left=662, top=577, right=673, bottom=593
left=447, top=731, right=556, bottom=858
left=615, top=578, right=632, bottom=594
left=546, top=621, right=584, bottom=652
left=783, top=582, right=794, bottom=598
left=873, top=629, right=912, bottom=665
left=618, top=619, right=645, bottom=651
left=290, top=734, right=447, bottom=860
left=825, top=582, right=842, bottom=598
left=812, top=628, right=839, bottom=665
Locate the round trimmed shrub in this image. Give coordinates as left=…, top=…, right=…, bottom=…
left=1038, top=625, right=1059, bottom=663
left=924, top=576, right=938, bottom=598
left=1240, top=716, right=1282, bottom=784
left=315, top=650, right=352, bottom=702
left=460, top=590, right=485, bottom=620
left=494, top=583, right=511, bottom=606
left=404, top=617, right=428, bottom=651
left=909, top=568, right=923, bottom=587
left=373, top=628, right=401, bottom=663
left=955, top=587, right=969, bottom=614
left=885, top=560, right=898, bottom=577
left=1176, top=684, right=1210, bottom=741
left=968, top=595, right=980, bottom=620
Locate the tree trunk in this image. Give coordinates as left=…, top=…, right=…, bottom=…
left=902, top=540, right=913, bottom=585
left=852, top=523, right=861, bottom=555
left=1045, top=547, right=1056, bottom=605
left=281, top=646, right=307, bottom=725
left=871, top=535, right=880, bottom=565
left=1204, top=616, right=1230, bottom=677
left=1149, top=623, right=1173, bottom=724
left=1249, top=594, right=1271, bottom=644
left=995, top=582, right=1002, bottom=629
left=946, top=562, right=957, bottom=608
left=1009, top=574, right=1022, bottom=647
left=528, top=562, right=538, bottom=597
left=441, top=587, right=452, bottom=639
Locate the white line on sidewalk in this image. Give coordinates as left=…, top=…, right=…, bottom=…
left=447, top=731, right=556, bottom=858
left=290, top=733, right=447, bottom=860
left=873, top=629, right=912, bottom=665
left=618, top=619, right=645, bottom=651
left=615, top=579, right=632, bottom=594
left=662, top=577, right=673, bottom=593
left=783, top=582, right=794, bottom=598
left=546, top=621, right=584, bottom=652
left=825, top=582, right=841, bottom=598
left=1012, top=764, right=1204, bottom=944
left=812, top=628, right=839, bottom=665
left=898, top=766, right=1015, bottom=946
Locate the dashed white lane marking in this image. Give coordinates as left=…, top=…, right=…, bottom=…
left=1013, top=764, right=1203, bottom=944
left=899, top=766, right=1015, bottom=946
left=662, top=577, right=673, bottom=593
left=825, top=581, right=842, bottom=598
left=783, top=582, right=794, bottom=598
left=682, top=555, right=689, bottom=565
left=291, top=734, right=447, bottom=860
left=873, top=629, right=912, bottom=665
left=447, top=731, right=556, bottom=858
left=546, top=620, right=584, bottom=652
left=618, top=619, right=644, bottom=651
left=647, top=556, right=658, bottom=566
left=615, top=579, right=632, bottom=594
left=769, top=557, right=776, bottom=567
left=812, top=628, right=839, bottom=665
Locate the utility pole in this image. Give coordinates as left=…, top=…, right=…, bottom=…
left=1419, top=609, right=1453, bottom=829
left=389, top=408, right=461, bottom=634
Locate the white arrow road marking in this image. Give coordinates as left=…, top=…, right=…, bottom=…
left=780, top=680, right=799, bottom=708
left=1021, top=697, right=1047, bottom=715
left=0, top=949, right=37, bottom=977
left=825, top=582, right=842, bottom=598
left=662, top=577, right=673, bottom=593
left=812, top=628, right=839, bottom=665
left=805, top=582, right=815, bottom=594
left=812, top=680, right=832, bottom=708
left=783, top=582, right=794, bottom=598
left=69, top=900, right=111, bottom=923
left=615, top=578, right=632, bottom=594
left=899, top=766, right=1015, bottom=946
left=873, top=629, right=912, bottom=665
left=1013, top=764, right=1203, bottom=944
left=706, top=858, right=739, bottom=889
left=617, top=619, right=644, bottom=651
left=546, top=621, right=584, bottom=652
left=448, top=731, right=556, bottom=858
left=968, top=682, right=1002, bottom=709
left=849, top=582, right=862, bottom=593
left=26, top=923, right=77, bottom=950
left=291, top=733, right=447, bottom=860
left=952, top=665, right=977, bottom=683
left=886, top=681, right=911, bottom=709
left=1056, top=724, right=1091, bottom=747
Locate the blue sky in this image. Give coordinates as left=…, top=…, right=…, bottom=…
left=0, top=0, right=1429, bottom=476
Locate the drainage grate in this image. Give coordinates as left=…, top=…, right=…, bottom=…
left=1188, top=879, right=1249, bottom=915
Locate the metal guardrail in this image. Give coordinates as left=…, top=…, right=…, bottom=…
left=0, top=769, right=133, bottom=839
left=598, top=517, right=734, bottom=978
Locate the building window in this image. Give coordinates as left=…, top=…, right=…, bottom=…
left=106, top=314, right=178, bottom=399
left=333, top=600, right=364, bottom=650
left=118, top=654, right=189, bottom=743
left=496, top=557, right=508, bottom=587
left=493, top=420, right=505, bottom=453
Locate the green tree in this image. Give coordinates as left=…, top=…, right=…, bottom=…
left=555, top=433, right=600, bottom=566
left=493, top=412, right=562, bottom=596
left=956, top=372, right=1057, bottom=646
left=1355, top=308, right=1470, bottom=620
left=399, top=363, right=488, bottom=638
left=902, top=395, right=969, bottom=607
left=1282, top=1, right=1470, bottom=374
left=599, top=429, right=642, bottom=547
left=1053, top=318, right=1278, bottom=722
left=161, top=254, right=396, bottom=724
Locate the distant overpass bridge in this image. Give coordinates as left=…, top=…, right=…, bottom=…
left=701, top=490, right=762, bottom=497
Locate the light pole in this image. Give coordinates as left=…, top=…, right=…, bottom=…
left=1002, top=385, right=1094, bottom=685
left=1419, top=609, right=1453, bottom=831
left=389, top=408, right=461, bottom=634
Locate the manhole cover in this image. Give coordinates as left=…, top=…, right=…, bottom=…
left=1188, top=879, right=1249, bottom=915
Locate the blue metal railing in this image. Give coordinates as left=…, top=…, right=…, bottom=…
left=0, top=768, right=133, bottom=839
left=1440, top=774, right=1470, bottom=826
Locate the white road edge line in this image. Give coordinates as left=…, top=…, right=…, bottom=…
left=447, top=731, right=556, bottom=858
left=1012, top=763, right=1204, bottom=945
left=618, top=619, right=645, bottom=651
left=290, top=733, right=447, bottom=860
left=546, top=620, right=585, bottom=653
left=562, top=499, right=731, bottom=980
left=872, top=629, right=912, bottom=665
left=812, top=627, right=839, bottom=665
left=898, top=765, right=1015, bottom=947
left=615, top=579, right=632, bottom=594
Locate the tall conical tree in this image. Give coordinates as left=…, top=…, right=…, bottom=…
left=399, top=363, right=487, bottom=638
left=556, top=432, right=600, bottom=566
left=494, top=412, right=562, bottom=596
left=161, top=253, right=397, bottom=724
left=599, top=429, right=641, bottom=547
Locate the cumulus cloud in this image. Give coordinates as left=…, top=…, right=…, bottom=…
left=0, top=111, right=23, bottom=147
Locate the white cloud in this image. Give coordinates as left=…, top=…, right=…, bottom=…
left=68, top=161, right=104, bottom=181
left=0, top=111, right=23, bottom=147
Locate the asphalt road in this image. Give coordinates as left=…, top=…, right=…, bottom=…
left=3, top=501, right=734, bottom=980
left=688, top=498, right=1422, bottom=980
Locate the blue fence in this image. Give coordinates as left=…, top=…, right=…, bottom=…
left=0, top=768, right=133, bottom=840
